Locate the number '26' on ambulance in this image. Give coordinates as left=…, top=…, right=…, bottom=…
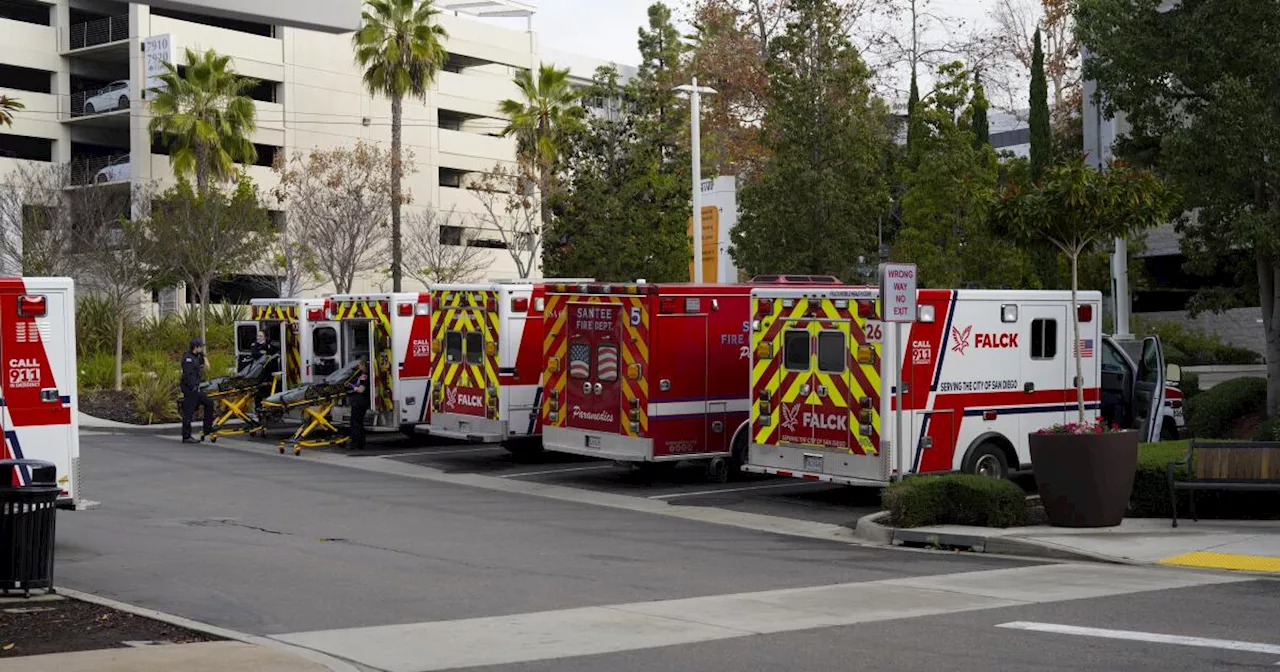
left=742, top=287, right=1176, bottom=485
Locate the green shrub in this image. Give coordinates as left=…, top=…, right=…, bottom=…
left=1130, top=440, right=1280, bottom=519
left=1185, top=376, right=1267, bottom=439
left=883, top=474, right=1027, bottom=528
left=1135, top=319, right=1261, bottom=366
left=1253, top=416, right=1280, bottom=442
left=207, top=352, right=237, bottom=377
left=129, top=367, right=180, bottom=424
left=1178, top=371, right=1202, bottom=400
left=78, top=352, right=117, bottom=391
left=76, top=295, right=120, bottom=358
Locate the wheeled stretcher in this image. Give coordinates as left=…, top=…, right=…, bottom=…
left=261, top=361, right=362, bottom=456
left=199, top=354, right=281, bottom=442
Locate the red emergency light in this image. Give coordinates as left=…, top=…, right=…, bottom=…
left=856, top=300, right=874, bottom=318
left=431, top=295, right=441, bottom=312
left=659, top=297, right=679, bottom=314
left=307, top=308, right=324, bottom=321
left=486, top=297, right=498, bottom=312
left=1077, top=304, right=1093, bottom=323
left=511, top=297, right=529, bottom=312
left=398, top=303, right=413, bottom=316
left=18, top=295, right=46, bottom=318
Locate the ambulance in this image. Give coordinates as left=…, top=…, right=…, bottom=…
left=0, top=277, right=81, bottom=508
left=539, top=281, right=830, bottom=476
left=235, top=298, right=343, bottom=390
left=329, top=293, right=433, bottom=434
left=740, top=287, right=1174, bottom=485
left=422, top=281, right=580, bottom=451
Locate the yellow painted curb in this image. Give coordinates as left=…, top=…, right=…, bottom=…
left=1158, top=551, right=1280, bottom=573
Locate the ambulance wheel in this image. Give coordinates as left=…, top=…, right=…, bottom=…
left=727, top=430, right=749, bottom=481
left=964, top=443, right=1009, bottom=479
left=706, top=457, right=730, bottom=483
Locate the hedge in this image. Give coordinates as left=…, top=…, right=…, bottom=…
left=1130, top=441, right=1280, bottom=519
left=1136, top=319, right=1261, bottom=367
left=883, top=474, right=1027, bottom=528
left=1184, top=376, right=1267, bottom=439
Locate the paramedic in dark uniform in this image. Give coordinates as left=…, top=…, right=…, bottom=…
left=180, top=337, right=214, bottom=443
left=347, top=358, right=370, bottom=450
left=250, top=329, right=269, bottom=361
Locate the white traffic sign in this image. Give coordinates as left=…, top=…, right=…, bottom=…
left=880, top=263, right=918, bottom=323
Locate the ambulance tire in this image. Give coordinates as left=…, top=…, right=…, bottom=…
left=1160, top=419, right=1178, bottom=442
left=727, top=430, right=749, bottom=482
left=963, top=442, right=1010, bottom=479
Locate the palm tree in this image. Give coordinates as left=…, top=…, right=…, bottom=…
left=353, top=0, right=448, bottom=292
left=0, top=95, right=23, bottom=127
left=149, top=48, right=258, bottom=195
left=498, top=64, right=582, bottom=235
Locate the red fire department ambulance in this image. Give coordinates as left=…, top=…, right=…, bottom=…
left=539, top=281, right=781, bottom=475
left=329, top=293, right=433, bottom=434
left=236, top=298, right=343, bottom=390
left=1, top=277, right=81, bottom=508
left=423, top=281, right=580, bottom=451
left=741, top=287, right=1173, bottom=485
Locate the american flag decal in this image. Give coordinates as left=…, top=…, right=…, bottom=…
left=597, top=345, right=619, bottom=381
left=568, top=342, right=591, bottom=379
left=1075, top=338, right=1094, bottom=358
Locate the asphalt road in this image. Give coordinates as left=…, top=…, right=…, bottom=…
left=56, top=431, right=1279, bottom=671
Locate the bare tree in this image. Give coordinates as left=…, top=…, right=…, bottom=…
left=853, top=0, right=975, bottom=107
left=403, top=207, right=490, bottom=286
left=272, top=142, right=399, bottom=294
left=251, top=213, right=323, bottom=298
left=971, top=0, right=1079, bottom=119
left=0, top=162, right=126, bottom=278
left=139, top=174, right=273, bottom=346
left=80, top=182, right=161, bottom=390
left=468, top=164, right=542, bottom=279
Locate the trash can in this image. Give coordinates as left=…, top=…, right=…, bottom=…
left=0, top=459, right=59, bottom=597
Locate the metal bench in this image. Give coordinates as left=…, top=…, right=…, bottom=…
left=1167, top=440, right=1280, bottom=527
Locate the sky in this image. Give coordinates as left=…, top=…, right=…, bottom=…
left=518, top=0, right=1033, bottom=115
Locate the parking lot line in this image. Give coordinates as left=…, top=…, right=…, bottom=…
left=996, top=621, right=1280, bottom=658
left=499, top=465, right=615, bottom=478
left=648, top=481, right=825, bottom=500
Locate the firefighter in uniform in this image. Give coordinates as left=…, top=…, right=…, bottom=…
left=347, top=358, right=370, bottom=450
left=180, top=337, right=214, bottom=443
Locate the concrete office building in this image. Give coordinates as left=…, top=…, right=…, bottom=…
left=0, top=0, right=631, bottom=299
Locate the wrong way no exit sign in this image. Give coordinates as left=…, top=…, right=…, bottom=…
left=879, top=263, right=917, bottom=323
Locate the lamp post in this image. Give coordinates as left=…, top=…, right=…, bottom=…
left=675, top=77, right=717, bottom=283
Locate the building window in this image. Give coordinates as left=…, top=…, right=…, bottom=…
left=439, top=225, right=463, bottom=246
left=1031, top=318, right=1058, bottom=360
left=439, top=167, right=466, bottom=188
left=0, top=134, right=54, bottom=162
left=150, top=6, right=275, bottom=37
left=0, top=64, right=52, bottom=95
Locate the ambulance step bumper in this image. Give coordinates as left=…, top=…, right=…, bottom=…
left=741, top=464, right=887, bottom=487
left=417, top=425, right=504, bottom=444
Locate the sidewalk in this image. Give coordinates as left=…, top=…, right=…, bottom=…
left=0, top=641, right=332, bottom=672
left=856, top=514, right=1280, bottom=574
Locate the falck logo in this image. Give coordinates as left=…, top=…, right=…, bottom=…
left=445, top=387, right=457, bottom=408
left=951, top=325, right=973, bottom=355
left=780, top=402, right=802, bottom=432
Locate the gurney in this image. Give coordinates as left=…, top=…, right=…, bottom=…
left=201, top=354, right=281, bottom=442
left=262, top=360, right=362, bottom=456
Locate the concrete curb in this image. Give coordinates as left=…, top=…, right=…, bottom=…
left=851, top=512, right=1131, bottom=564
left=80, top=425, right=181, bottom=436
left=54, top=586, right=362, bottom=672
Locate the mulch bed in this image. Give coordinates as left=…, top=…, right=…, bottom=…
left=80, top=390, right=187, bottom=425
left=0, top=596, right=219, bottom=658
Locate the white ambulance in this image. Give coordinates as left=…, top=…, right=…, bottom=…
left=1, top=277, right=81, bottom=508
left=739, top=287, right=1174, bottom=485
left=420, top=281, right=552, bottom=450
left=328, top=293, right=433, bottom=434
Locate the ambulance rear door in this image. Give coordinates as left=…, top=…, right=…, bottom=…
left=438, top=290, right=497, bottom=420
left=234, top=321, right=258, bottom=370
left=309, top=320, right=341, bottom=381
left=1133, top=336, right=1167, bottom=443
left=563, top=301, right=623, bottom=437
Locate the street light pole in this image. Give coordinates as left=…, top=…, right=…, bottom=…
left=675, top=78, right=716, bottom=283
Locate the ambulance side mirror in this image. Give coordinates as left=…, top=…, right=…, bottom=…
left=1166, top=364, right=1182, bottom=384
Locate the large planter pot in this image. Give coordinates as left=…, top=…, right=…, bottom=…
left=1029, top=430, right=1139, bottom=528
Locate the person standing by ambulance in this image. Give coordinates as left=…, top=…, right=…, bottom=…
left=347, top=358, right=370, bottom=450
left=181, top=337, right=214, bottom=443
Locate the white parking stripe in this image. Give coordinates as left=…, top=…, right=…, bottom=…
left=997, top=621, right=1280, bottom=657
left=500, top=465, right=614, bottom=478
left=648, top=481, right=826, bottom=500
left=273, top=565, right=1246, bottom=672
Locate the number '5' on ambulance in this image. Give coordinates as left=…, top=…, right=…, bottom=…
left=741, top=287, right=1179, bottom=485
left=1, top=277, right=81, bottom=508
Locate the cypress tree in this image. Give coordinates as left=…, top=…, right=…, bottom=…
left=906, top=68, right=920, bottom=160
left=1029, top=28, right=1051, bottom=179
left=970, top=70, right=990, bottom=149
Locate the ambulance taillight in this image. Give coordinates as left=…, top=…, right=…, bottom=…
left=511, top=297, right=529, bottom=312
left=1078, top=304, right=1093, bottom=322
left=858, top=396, right=874, bottom=435
left=758, top=389, right=772, bottom=419
left=626, top=363, right=642, bottom=380
left=856, top=300, right=874, bottom=318
left=628, top=398, right=640, bottom=422
left=18, top=295, right=46, bottom=317
left=755, top=343, right=774, bottom=360
left=307, top=308, right=324, bottom=321
left=398, top=303, right=413, bottom=316
left=547, top=356, right=561, bottom=373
